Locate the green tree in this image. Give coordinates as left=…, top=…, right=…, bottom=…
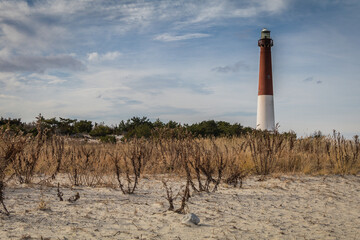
left=74, top=120, right=93, bottom=133
left=166, top=120, right=180, bottom=129
left=90, top=124, right=113, bottom=137
left=120, top=117, right=154, bottom=139
left=187, top=120, right=220, bottom=137
left=58, top=118, right=77, bottom=135
left=0, top=117, right=25, bottom=133
left=99, top=135, right=117, bottom=143
left=153, top=118, right=165, bottom=129
left=125, top=124, right=152, bottom=139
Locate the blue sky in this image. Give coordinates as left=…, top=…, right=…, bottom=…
left=0, top=0, right=359, bottom=137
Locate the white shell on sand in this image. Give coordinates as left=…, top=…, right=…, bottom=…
left=181, top=213, right=200, bottom=226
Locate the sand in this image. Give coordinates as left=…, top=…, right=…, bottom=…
left=1, top=175, right=359, bottom=239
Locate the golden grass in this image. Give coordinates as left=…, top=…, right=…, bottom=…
left=0, top=127, right=359, bottom=215
left=1, top=129, right=360, bottom=186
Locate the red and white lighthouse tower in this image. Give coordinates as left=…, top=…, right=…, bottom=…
left=256, top=28, right=275, bottom=131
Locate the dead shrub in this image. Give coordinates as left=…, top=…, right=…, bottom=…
left=46, top=136, right=65, bottom=179
left=57, top=183, right=63, bottom=201
left=276, top=134, right=304, bottom=173
left=183, top=139, right=227, bottom=193
left=162, top=179, right=179, bottom=211
left=247, top=128, right=286, bottom=178
left=0, top=127, right=26, bottom=215
left=329, top=131, right=359, bottom=174
left=162, top=178, right=190, bottom=214
left=109, top=138, right=153, bottom=194
left=156, top=138, right=183, bottom=173
left=63, top=142, right=105, bottom=186
left=12, top=118, right=47, bottom=184
left=223, top=143, right=249, bottom=188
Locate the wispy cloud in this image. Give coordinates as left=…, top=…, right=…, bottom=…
left=126, top=75, right=213, bottom=95
left=0, top=0, right=288, bottom=55
left=154, top=33, right=210, bottom=42
left=180, top=0, right=287, bottom=25
left=303, top=77, right=322, bottom=84
left=0, top=55, right=85, bottom=73
left=212, top=61, right=250, bottom=73
left=101, top=96, right=142, bottom=106
left=0, top=94, right=19, bottom=100
left=303, top=77, right=314, bottom=82
left=153, top=106, right=199, bottom=116
left=27, top=73, right=68, bottom=85
left=87, top=51, right=122, bottom=62
left=219, top=111, right=256, bottom=117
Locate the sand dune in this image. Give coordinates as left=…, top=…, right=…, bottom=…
left=1, top=175, right=359, bottom=239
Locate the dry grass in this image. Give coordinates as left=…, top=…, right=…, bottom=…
left=0, top=126, right=359, bottom=214
left=2, top=129, right=360, bottom=184
left=0, top=126, right=27, bottom=215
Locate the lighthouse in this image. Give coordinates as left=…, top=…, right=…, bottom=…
left=256, top=28, right=275, bottom=131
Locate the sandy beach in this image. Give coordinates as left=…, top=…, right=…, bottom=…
left=0, top=175, right=359, bottom=239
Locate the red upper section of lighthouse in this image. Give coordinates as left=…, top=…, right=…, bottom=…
left=258, top=37, right=273, bottom=96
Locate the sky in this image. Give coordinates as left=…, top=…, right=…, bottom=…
left=0, top=0, right=359, bottom=138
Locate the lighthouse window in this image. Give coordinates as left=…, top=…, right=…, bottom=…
left=261, top=32, right=270, bottom=39
left=267, top=75, right=271, bottom=79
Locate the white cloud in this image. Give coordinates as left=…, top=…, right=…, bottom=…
left=258, top=0, right=287, bottom=14
left=0, top=0, right=288, bottom=51
left=212, top=61, right=250, bottom=73
left=28, top=73, right=67, bottom=85
left=179, top=0, right=288, bottom=25
left=102, top=51, right=122, bottom=61
left=154, top=33, right=210, bottom=42
left=0, top=94, right=19, bottom=100
left=0, top=55, right=85, bottom=73
left=87, top=51, right=121, bottom=62
left=87, top=52, right=99, bottom=61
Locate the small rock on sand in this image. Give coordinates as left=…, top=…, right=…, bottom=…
left=181, top=213, right=200, bottom=226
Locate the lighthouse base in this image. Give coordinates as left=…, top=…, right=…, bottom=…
left=256, top=95, right=275, bottom=131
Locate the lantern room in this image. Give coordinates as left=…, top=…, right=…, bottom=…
left=261, top=28, right=271, bottom=39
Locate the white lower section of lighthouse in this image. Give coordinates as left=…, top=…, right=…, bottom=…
left=256, top=95, right=275, bottom=131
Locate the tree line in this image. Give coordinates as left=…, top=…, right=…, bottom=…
left=0, top=115, right=256, bottom=142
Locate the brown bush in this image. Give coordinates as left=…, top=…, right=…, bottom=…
left=109, top=138, right=153, bottom=194
left=0, top=127, right=27, bottom=215
left=0, top=127, right=358, bottom=197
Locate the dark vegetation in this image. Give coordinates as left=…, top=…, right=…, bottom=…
left=0, top=115, right=254, bottom=142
